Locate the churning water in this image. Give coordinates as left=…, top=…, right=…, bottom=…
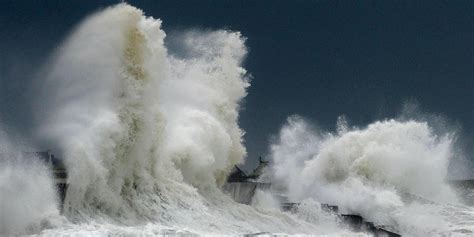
left=268, top=116, right=474, bottom=235
left=1, top=3, right=474, bottom=236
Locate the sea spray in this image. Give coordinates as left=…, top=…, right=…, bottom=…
left=34, top=3, right=246, bottom=218
left=0, top=128, right=61, bottom=235
left=32, top=3, right=347, bottom=234
left=268, top=115, right=473, bottom=235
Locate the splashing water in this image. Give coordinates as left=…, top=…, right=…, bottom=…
left=0, top=129, right=62, bottom=235
left=28, top=3, right=353, bottom=235
left=37, top=4, right=247, bottom=219
left=6, top=3, right=471, bottom=235
left=269, top=115, right=474, bottom=235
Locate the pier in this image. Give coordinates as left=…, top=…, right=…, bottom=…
left=224, top=158, right=401, bottom=236
left=21, top=151, right=68, bottom=206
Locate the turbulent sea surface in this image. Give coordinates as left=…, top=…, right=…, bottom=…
left=1, top=3, right=474, bottom=236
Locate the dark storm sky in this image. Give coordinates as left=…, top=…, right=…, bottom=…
left=1, top=1, right=473, bottom=171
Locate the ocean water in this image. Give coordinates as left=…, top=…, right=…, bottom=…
left=1, top=3, right=473, bottom=236
left=267, top=116, right=474, bottom=235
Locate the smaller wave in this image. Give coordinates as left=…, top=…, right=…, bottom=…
left=268, top=115, right=472, bottom=235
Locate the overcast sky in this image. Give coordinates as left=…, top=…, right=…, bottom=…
left=1, top=0, right=473, bottom=172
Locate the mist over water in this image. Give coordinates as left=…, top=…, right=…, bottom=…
left=0, top=129, right=61, bottom=235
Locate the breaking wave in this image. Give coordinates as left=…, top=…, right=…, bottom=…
left=31, top=3, right=349, bottom=235
left=269, top=115, right=474, bottom=235
left=2, top=2, right=470, bottom=235
left=37, top=4, right=247, bottom=219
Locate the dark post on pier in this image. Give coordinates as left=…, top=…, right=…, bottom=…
left=10, top=151, right=69, bottom=207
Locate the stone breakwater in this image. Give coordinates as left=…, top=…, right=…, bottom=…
left=223, top=180, right=400, bottom=236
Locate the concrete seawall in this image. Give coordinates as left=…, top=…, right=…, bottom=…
left=223, top=182, right=401, bottom=236
left=222, top=182, right=271, bottom=205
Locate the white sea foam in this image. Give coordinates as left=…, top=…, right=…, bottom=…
left=0, top=129, right=62, bottom=235
left=269, top=115, right=474, bottom=235
left=3, top=2, right=471, bottom=235
left=29, top=3, right=352, bottom=235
